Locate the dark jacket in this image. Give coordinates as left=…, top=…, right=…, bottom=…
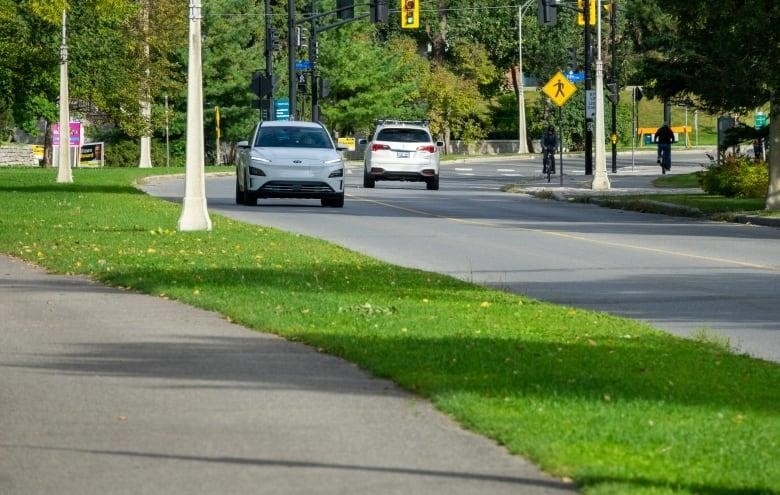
left=542, top=131, right=558, bottom=150
left=654, top=125, right=675, bottom=144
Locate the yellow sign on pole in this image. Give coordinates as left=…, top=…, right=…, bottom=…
left=542, top=71, right=577, bottom=107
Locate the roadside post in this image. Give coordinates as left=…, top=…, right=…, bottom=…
left=542, top=71, right=578, bottom=186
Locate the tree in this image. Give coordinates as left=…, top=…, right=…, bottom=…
left=0, top=1, right=60, bottom=136
left=628, top=0, right=779, bottom=210
left=318, top=28, right=427, bottom=135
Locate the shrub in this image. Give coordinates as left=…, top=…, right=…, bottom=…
left=699, top=154, right=768, bottom=198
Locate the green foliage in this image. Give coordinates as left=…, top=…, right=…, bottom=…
left=101, top=137, right=181, bottom=167
left=700, top=155, right=769, bottom=199
left=319, top=30, right=427, bottom=135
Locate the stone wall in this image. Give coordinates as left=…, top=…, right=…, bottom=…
left=0, top=145, right=39, bottom=167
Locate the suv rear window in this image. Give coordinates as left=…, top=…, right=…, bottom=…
left=376, top=128, right=431, bottom=143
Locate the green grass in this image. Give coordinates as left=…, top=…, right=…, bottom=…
left=618, top=173, right=779, bottom=218
left=1, top=167, right=778, bottom=495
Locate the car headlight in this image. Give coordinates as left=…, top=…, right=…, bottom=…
left=328, top=168, right=344, bottom=178
left=249, top=166, right=266, bottom=176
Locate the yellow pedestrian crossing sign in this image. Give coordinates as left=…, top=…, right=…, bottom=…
left=542, top=71, right=577, bottom=107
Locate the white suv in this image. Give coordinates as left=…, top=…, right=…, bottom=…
left=360, top=120, right=443, bottom=190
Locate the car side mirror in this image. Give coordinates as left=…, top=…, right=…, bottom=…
left=336, top=144, right=348, bottom=151
left=237, top=140, right=249, bottom=148
left=358, top=138, right=368, bottom=145
left=436, top=141, right=444, bottom=147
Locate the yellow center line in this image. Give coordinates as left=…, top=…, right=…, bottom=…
left=347, top=194, right=777, bottom=271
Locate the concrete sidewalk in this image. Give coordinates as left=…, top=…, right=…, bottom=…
left=0, top=255, right=576, bottom=495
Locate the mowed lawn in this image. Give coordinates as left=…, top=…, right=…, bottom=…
left=1, top=167, right=778, bottom=495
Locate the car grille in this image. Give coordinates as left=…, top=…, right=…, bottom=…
left=260, top=181, right=335, bottom=195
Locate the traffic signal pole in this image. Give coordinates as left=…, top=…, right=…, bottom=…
left=288, top=0, right=297, bottom=119
left=610, top=2, right=617, bottom=173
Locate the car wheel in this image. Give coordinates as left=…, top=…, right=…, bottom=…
left=321, top=194, right=344, bottom=208
left=235, top=177, right=244, bottom=204
left=426, top=173, right=440, bottom=191
left=363, top=168, right=375, bottom=188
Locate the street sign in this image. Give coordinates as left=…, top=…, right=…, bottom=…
left=274, top=98, right=290, bottom=120
left=565, top=70, right=585, bottom=83
left=294, top=60, right=313, bottom=71
left=755, top=112, right=767, bottom=130
left=542, top=71, right=577, bottom=107
left=585, top=89, right=596, bottom=119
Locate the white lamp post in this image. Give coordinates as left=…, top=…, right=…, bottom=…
left=590, top=0, right=611, bottom=190
left=57, top=10, right=73, bottom=183
left=177, top=0, right=212, bottom=231
left=516, top=0, right=535, bottom=155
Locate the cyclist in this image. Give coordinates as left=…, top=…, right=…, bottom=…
left=542, top=125, right=558, bottom=175
left=654, top=122, right=675, bottom=173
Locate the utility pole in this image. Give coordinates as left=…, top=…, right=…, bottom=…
left=178, top=0, right=212, bottom=231
left=57, top=10, right=73, bottom=183
left=583, top=0, right=593, bottom=176
left=590, top=0, right=610, bottom=190
left=264, top=0, right=274, bottom=120
left=288, top=0, right=297, bottom=119
left=610, top=1, right=617, bottom=173
left=310, top=0, right=319, bottom=122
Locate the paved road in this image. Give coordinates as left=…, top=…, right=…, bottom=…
left=0, top=256, right=576, bottom=495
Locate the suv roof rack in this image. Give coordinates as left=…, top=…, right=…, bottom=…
left=375, top=119, right=430, bottom=127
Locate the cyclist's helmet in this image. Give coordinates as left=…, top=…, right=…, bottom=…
left=547, top=125, right=555, bottom=132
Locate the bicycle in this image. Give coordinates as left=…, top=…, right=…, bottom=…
left=542, top=146, right=556, bottom=182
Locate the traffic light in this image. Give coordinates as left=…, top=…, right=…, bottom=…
left=538, top=0, right=557, bottom=26
left=401, top=0, right=419, bottom=29
left=371, top=0, right=388, bottom=23
left=577, top=0, right=596, bottom=26
left=336, top=0, right=354, bottom=20
left=606, top=83, right=618, bottom=104
left=268, top=28, right=282, bottom=52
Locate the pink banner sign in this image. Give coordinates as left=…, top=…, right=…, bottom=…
left=52, top=122, right=82, bottom=147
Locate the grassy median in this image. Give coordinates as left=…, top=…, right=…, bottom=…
left=1, top=167, right=778, bottom=495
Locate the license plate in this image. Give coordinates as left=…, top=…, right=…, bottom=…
left=396, top=151, right=409, bottom=158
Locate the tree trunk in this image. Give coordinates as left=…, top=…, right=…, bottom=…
left=766, top=90, right=779, bottom=210
left=511, top=65, right=520, bottom=98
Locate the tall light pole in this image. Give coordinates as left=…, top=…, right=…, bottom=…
left=57, top=10, right=73, bottom=183
left=590, top=0, right=610, bottom=190
left=288, top=0, right=297, bottom=120
left=516, top=0, right=535, bottom=155
left=178, top=0, right=212, bottom=231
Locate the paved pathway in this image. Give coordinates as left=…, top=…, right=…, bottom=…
left=0, top=255, right=576, bottom=494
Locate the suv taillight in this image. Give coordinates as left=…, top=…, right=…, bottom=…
left=416, top=145, right=435, bottom=153
left=371, top=143, right=391, bottom=152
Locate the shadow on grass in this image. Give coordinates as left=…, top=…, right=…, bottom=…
left=0, top=183, right=144, bottom=195
left=51, top=264, right=777, bottom=416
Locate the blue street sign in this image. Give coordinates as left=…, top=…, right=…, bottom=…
left=294, top=60, right=313, bottom=71
left=565, top=70, right=585, bottom=83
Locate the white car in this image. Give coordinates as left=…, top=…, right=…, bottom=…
left=360, top=120, right=443, bottom=190
left=236, top=121, right=346, bottom=207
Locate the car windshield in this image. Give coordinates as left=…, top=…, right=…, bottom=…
left=255, top=127, right=332, bottom=148
left=376, top=128, right=431, bottom=143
